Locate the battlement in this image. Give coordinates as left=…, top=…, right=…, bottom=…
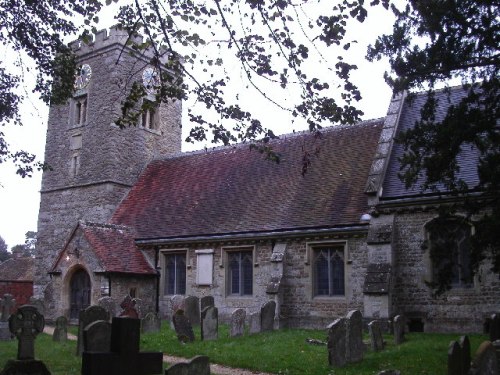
left=68, top=24, right=144, bottom=56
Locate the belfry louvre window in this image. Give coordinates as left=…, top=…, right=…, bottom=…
left=141, top=101, right=158, bottom=130
left=72, top=95, right=87, bottom=126
left=313, top=246, right=345, bottom=296
left=163, top=253, right=186, bottom=295
left=227, top=250, right=253, bottom=296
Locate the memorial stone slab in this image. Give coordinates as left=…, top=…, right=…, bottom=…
left=260, top=301, right=276, bottom=332
left=184, top=296, right=200, bottom=326
left=142, top=312, right=161, bottom=334
left=490, top=314, right=500, bottom=342
left=165, top=355, right=210, bottom=375
left=84, top=320, right=112, bottom=352
left=368, top=320, right=384, bottom=351
left=173, top=309, right=195, bottom=343
left=249, top=311, right=261, bottom=334
left=201, top=306, right=218, bottom=341
left=346, top=310, right=364, bottom=363
left=53, top=316, right=68, bottom=342
left=77, top=305, right=110, bottom=355
left=200, top=296, right=214, bottom=312
left=327, top=318, right=347, bottom=367
left=230, top=308, right=246, bottom=337
left=393, top=315, right=405, bottom=345
left=1, top=294, right=16, bottom=322
left=470, top=341, right=499, bottom=375
left=81, top=317, right=163, bottom=375
left=9, top=305, right=44, bottom=360
left=98, top=296, right=118, bottom=318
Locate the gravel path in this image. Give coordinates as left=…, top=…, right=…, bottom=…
left=43, top=326, right=274, bottom=375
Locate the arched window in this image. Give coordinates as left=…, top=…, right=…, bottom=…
left=313, top=246, right=345, bottom=296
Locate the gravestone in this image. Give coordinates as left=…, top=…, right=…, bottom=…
left=327, top=318, right=347, bottom=367
left=448, top=340, right=463, bottom=375
left=346, top=309, right=364, bottom=363
left=490, top=314, right=500, bottom=342
left=200, top=296, right=214, bottom=312
left=460, top=335, right=471, bottom=375
left=249, top=311, right=261, bottom=334
left=81, top=317, right=163, bottom=375
left=469, top=341, right=499, bottom=375
left=184, top=296, right=200, bottom=326
left=393, top=315, right=405, bottom=345
left=201, top=306, right=218, bottom=341
left=119, top=295, right=139, bottom=318
left=77, top=305, right=110, bottom=355
left=170, top=295, right=185, bottom=329
left=1, top=294, right=16, bottom=321
left=261, top=301, right=276, bottom=332
left=98, top=296, right=118, bottom=318
left=172, top=309, right=195, bottom=343
left=53, top=316, right=68, bottom=342
left=377, top=371, right=401, bottom=375
left=84, top=320, right=112, bottom=352
left=165, top=355, right=210, bottom=375
left=230, top=308, right=246, bottom=337
left=368, top=320, right=384, bottom=351
left=142, top=312, right=161, bottom=334
left=0, top=305, right=50, bottom=375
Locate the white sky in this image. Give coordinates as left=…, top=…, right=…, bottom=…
left=0, top=3, right=394, bottom=249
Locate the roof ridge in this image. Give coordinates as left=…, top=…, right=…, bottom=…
left=80, top=221, right=133, bottom=232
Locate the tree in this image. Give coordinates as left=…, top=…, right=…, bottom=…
left=9, top=232, right=36, bottom=258
left=0, top=235, right=11, bottom=263
left=368, top=0, right=499, bottom=292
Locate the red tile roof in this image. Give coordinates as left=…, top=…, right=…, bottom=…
left=111, top=119, right=383, bottom=240
left=80, top=222, right=156, bottom=275
left=0, top=257, right=34, bottom=281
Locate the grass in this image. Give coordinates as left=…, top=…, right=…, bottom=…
left=0, top=322, right=487, bottom=375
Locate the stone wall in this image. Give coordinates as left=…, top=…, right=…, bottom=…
left=108, top=274, right=157, bottom=317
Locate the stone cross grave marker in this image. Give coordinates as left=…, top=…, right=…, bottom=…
left=261, top=301, right=276, bottom=332
left=346, top=309, right=364, bottom=363
left=368, top=320, right=384, bottom=351
left=1, top=294, right=16, bottom=322
left=184, top=296, right=200, bottom=326
left=165, top=355, right=210, bottom=375
left=84, top=320, right=112, bottom=352
left=200, top=296, right=214, bottom=312
left=9, top=305, right=44, bottom=360
left=77, top=305, right=110, bottom=355
left=469, top=340, right=499, bottom=375
left=173, top=309, right=195, bottom=343
left=142, top=312, right=161, bottom=334
left=119, top=295, right=139, bottom=318
left=82, top=317, right=163, bottom=375
left=490, top=313, right=500, bottom=342
left=327, top=318, right=347, bottom=368
left=230, top=308, right=246, bottom=337
left=201, top=306, right=218, bottom=341
left=393, top=315, right=405, bottom=345
left=53, top=316, right=68, bottom=342
left=249, top=311, right=261, bottom=334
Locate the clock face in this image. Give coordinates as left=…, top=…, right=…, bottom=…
left=74, top=64, right=92, bottom=90
left=142, top=67, right=160, bottom=95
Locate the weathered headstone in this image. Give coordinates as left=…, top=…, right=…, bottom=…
left=81, top=317, right=163, bottom=375
left=77, top=305, right=110, bottom=355
left=368, top=320, right=384, bottom=351
left=201, top=306, right=218, bottom=341
left=98, top=296, right=118, bottom=318
left=184, top=296, right=200, bottom=326
left=346, top=309, right=364, bottom=363
left=230, top=308, right=246, bottom=337
left=1, top=294, right=16, bottom=321
left=119, top=295, right=139, bottom=319
left=260, top=300, right=276, bottom=332
left=53, top=316, right=68, bottom=342
left=200, top=296, right=214, bottom=312
left=377, top=371, right=401, bottom=375
left=393, top=315, right=405, bottom=345
left=172, top=309, right=195, bottom=343
left=490, top=314, right=500, bottom=342
left=165, top=355, right=210, bottom=375
left=84, top=320, right=112, bottom=352
left=327, top=318, right=347, bottom=367
left=249, top=311, right=261, bottom=334
left=459, top=335, right=471, bottom=375
left=448, top=340, right=463, bottom=375
left=170, top=295, right=185, bottom=329
left=469, top=341, right=499, bottom=375
left=141, top=312, right=161, bottom=334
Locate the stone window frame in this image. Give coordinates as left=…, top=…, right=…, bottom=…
left=306, top=240, right=348, bottom=300
left=422, top=216, right=475, bottom=289
left=140, top=96, right=160, bottom=131
left=222, top=245, right=255, bottom=298
left=70, top=94, right=88, bottom=128
left=70, top=151, right=81, bottom=177
left=160, top=249, right=188, bottom=296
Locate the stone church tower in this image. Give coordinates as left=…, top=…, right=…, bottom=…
left=33, top=26, right=182, bottom=316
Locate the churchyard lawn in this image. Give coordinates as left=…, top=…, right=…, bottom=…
left=0, top=323, right=487, bottom=374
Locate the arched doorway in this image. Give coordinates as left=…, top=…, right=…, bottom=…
left=69, top=269, right=91, bottom=319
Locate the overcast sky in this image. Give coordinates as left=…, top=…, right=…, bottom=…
left=0, top=3, right=394, bottom=250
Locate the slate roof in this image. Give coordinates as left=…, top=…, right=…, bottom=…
left=78, top=222, right=155, bottom=275
left=0, top=257, right=34, bottom=281
left=381, top=86, right=481, bottom=200
left=111, top=119, right=384, bottom=240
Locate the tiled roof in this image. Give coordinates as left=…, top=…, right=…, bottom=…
left=111, top=119, right=384, bottom=240
left=80, top=222, right=156, bottom=275
left=382, top=86, right=481, bottom=200
left=0, top=257, right=34, bottom=281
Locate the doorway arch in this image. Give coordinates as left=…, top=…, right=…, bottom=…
left=69, top=268, right=91, bottom=319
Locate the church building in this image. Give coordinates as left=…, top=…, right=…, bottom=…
left=33, top=26, right=499, bottom=332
